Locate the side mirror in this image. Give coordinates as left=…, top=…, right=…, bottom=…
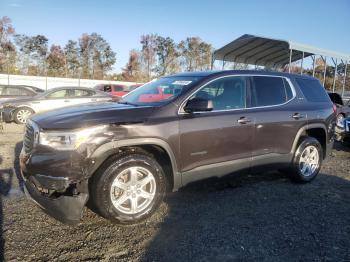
left=184, top=97, right=214, bottom=113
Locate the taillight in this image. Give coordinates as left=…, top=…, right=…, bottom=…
left=332, top=104, right=337, bottom=114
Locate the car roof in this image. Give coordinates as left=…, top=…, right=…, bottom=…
left=48, top=86, right=91, bottom=91
left=168, top=70, right=316, bottom=80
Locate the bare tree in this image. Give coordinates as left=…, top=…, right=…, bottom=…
left=47, top=45, right=65, bottom=77
left=64, top=40, right=80, bottom=77
left=155, top=36, right=180, bottom=76
left=79, top=33, right=116, bottom=79
left=140, top=34, right=157, bottom=80
left=0, top=16, right=15, bottom=73
left=122, top=49, right=142, bottom=81
left=178, top=37, right=212, bottom=71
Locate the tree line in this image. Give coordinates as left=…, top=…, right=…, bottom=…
left=0, top=16, right=348, bottom=89
left=0, top=16, right=116, bottom=79
left=0, top=16, right=213, bottom=82
left=121, top=34, right=212, bottom=82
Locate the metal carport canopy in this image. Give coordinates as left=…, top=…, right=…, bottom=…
left=213, top=34, right=350, bottom=67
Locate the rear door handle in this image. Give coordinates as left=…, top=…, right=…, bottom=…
left=64, top=100, right=70, bottom=102
left=292, top=113, right=305, bottom=119
left=237, top=117, right=251, bottom=124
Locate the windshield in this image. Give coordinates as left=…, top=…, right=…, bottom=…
left=119, top=76, right=203, bottom=106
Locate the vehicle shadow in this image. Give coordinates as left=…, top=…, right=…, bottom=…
left=0, top=156, right=13, bottom=262
left=13, top=142, right=24, bottom=192
left=333, top=141, right=350, bottom=153
left=141, top=171, right=350, bottom=261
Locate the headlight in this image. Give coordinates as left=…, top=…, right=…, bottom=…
left=39, top=125, right=107, bottom=150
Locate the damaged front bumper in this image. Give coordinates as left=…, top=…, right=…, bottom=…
left=23, top=178, right=88, bottom=225
left=20, top=148, right=90, bottom=225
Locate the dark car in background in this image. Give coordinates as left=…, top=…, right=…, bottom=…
left=328, top=92, right=350, bottom=140
left=94, top=83, right=142, bottom=97
left=336, top=116, right=350, bottom=145
left=1, top=86, right=112, bottom=124
left=19, top=70, right=335, bottom=225
left=0, top=85, right=43, bottom=103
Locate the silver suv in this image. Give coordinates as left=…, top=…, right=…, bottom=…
left=0, top=86, right=112, bottom=124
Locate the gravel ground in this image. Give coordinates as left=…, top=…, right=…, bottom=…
left=0, top=123, right=350, bottom=262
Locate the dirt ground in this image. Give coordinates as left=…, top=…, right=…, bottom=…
left=0, top=123, right=350, bottom=262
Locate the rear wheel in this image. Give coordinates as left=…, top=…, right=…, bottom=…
left=14, top=107, right=34, bottom=124
left=287, top=137, right=323, bottom=182
left=90, top=152, right=166, bottom=224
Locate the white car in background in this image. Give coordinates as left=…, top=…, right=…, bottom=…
left=0, top=86, right=113, bottom=124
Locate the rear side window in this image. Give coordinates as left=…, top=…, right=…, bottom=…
left=296, top=78, right=330, bottom=102
left=73, top=89, right=95, bottom=97
left=4, top=87, right=24, bottom=96
left=47, top=89, right=68, bottom=98
left=251, top=76, right=293, bottom=107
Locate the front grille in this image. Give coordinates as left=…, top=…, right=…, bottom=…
left=23, top=121, right=35, bottom=153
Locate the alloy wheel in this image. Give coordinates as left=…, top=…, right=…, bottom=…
left=110, top=166, right=156, bottom=215
left=17, top=109, right=32, bottom=124
left=299, top=145, right=319, bottom=177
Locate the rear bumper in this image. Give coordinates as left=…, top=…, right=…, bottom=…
left=23, top=179, right=88, bottom=225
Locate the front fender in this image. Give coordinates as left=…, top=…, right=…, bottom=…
left=89, top=138, right=182, bottom=191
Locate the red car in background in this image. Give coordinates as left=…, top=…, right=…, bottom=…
left=94, top=84, right=142, bottom=97
left=138, top=87, right=173, bottom=102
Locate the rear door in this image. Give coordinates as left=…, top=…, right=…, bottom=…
left=33, top=89, right=71, bottom=112
left=67, top=89, right=96, bottom=106
left=179, top=75, right=255, bottom=182
left=249, top=76, right=307, bottom=161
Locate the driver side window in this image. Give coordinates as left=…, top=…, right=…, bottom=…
left=191, top=76, right=247, bottom=111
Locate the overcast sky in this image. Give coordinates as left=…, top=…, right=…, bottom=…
left=1, top=0, right=349, bottom=73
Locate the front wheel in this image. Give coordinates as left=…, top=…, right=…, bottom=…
left=287, top=137, right=323, bottom=182
left=14, top=107, right=34, bottom=124
left=90, top=152, right=167, bottom=224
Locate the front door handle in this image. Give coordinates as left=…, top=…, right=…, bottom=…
left=292, top=113, right=305, bottom=120
left=237, top=117, right=251, bottom=124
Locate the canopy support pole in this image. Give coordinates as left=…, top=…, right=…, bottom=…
left=343, top=62, right=348, bottom=97
left=321, top=56, right=327, bottom=87
left=332, top=58, right=338, bottom=92
left=288, top=49, right=292, bottom=73
left=300, top=51, right=304, bottom=75
left=311, top=55, right=316, bottom=77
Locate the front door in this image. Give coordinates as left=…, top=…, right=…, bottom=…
left=179, top=75, right=254, bottom=184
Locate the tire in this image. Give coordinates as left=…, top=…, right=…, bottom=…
left=14, top=107, right=34, bottom=124
left=286, top=136, right=323, bottom=183
left=90, top=151, right=167, bottom=224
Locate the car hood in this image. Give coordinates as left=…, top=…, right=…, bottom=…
left=31, top=102, right=156, bottom=129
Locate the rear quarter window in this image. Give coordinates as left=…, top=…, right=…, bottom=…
left=251, top=76, right=293, bottom=107
left=296, top=78, right=330, bottom=102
